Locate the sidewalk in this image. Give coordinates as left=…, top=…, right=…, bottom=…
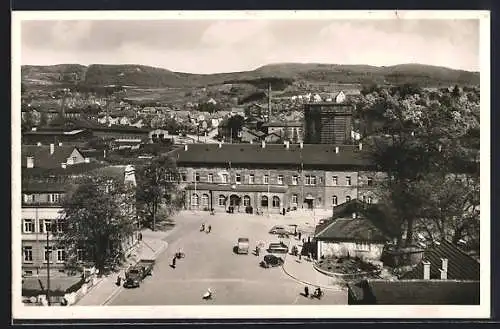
left=76, top=230, right=170, bottom=306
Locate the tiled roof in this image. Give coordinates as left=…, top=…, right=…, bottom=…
left=185, top=183, right=288, bottom=193
left=401, top=240, right=480, bottom=281
left=169, top=143, right=373, bottom=168
left=21, top=145, right=82, bottom=169
left=22, top=162, right=108, bottom=177
left=348, top=279, right=480, bottom=305
left=22, top=181, right=68, bottom=193
left=88, top=165, right=133, bottom=181
left=314, top=199, right=397, bottom=242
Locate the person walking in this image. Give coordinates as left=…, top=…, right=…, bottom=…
left=172, top=256, right=176, bottom=268
left=304, top=286, right=309, bottom=297
left=207, top=225, right=212, bottom=233
left=298, top=231, right=302, bottom=241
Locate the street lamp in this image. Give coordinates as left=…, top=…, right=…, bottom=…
left=45, top=222, right=55, bottom=306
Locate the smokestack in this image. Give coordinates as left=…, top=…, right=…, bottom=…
left=184, top=144, right=188, bottom=151
left=26, top=156, right=34, bottom=168
left=299, top=142, right=304, bottom=149
left=261, top=141, right=266, bottom=148
left=358, top=142, right=362, bottom=151
left=335, top=146, right=339, bottom=154
left=423, top=261, right=431, bottom=280
left=50, top=143, right=55, bottom=155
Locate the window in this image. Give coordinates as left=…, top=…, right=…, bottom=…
left=44, top=246, right=53, bottom=262
left=261, top=196, right=269, bottom=207
left=23, top=219, right=34, bottom=233
left=235, top=173, right=241, bottom=184
left=367, top=177, right=373, bottom=186
left=346, top=196, right=351, bottom=202
left=48, top=193, right=60, bottom=203
left=243, top=195, right=251, bottom=207
left=263, top=175, right=269, bottom=184
left=248, top=174, right=255, bottom=184
left=356, top=243, right=370, bottom=251
left=332, top=195, right=338, bottom=206
left=57, top=248, right=66, bottom=263
left=218, top=195, right=226, bottom=206
left=191, top=194, right=199, bottom=206
left=201, top=194, right=209, bottom=207
left=55, top=220, right=65, bottom=233
left=363, top=195, right=366, bottom=203
left=310, top=176, right=316, bottom=185
left=292, top=175, right=298, bottom=185
left=272, top=196, right=280, bottom=208
left=41, top=219, right=52, bottom=233
left=305, top=176, right=310, bottom=185
left=24, top=270, right=33, bottom=277
left=291, top=194, right=298, bottom=205
left=332, top=176, right=338, bottom=185
left=221, top=174, right=228, bottom=183
left=195, top=173, right=200, bottom=182
left=346, top=176, right=351, bottom=186
left=181, top=173, right=187, bottom=182
left=23, top=246, right=33, bottom=262
left=77, top=249, right=85, bottom=262
left=367, top=197, right=373, bottom=204
left=277, top=175, right=284, bottom=185
left=72, top=156, right=77, bottom=163
left=207, top=173, right=213, bottom=183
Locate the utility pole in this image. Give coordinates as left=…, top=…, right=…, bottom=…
left=267, top=169, right=270, bottom=218
left=267, top=83, right=271, bottom=122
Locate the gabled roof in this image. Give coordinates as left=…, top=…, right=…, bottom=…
left=348, top=279, right=479, bottom=305
left=314, top=199, right=396, bottom=242
left=169, top=143, right=373, bottom=168
left=401, top=240, right=480, bottom=281
left=21, top=145, right=83, bottom=169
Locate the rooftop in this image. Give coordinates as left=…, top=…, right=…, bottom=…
left=21, top=145, right=83, bottom=169
left=169, top=143, right=372, bottom=168
left=348, top=279, right=480, bottom=305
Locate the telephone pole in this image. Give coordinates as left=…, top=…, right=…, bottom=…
left=46, top=224, right=51, bottom=306
left=267, top=83, right=271, bottom=122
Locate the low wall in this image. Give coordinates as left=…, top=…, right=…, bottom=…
left=313, top=262, right=381, bottom=284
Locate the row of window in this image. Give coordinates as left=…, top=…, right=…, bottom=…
left=22, top=219, right=64, bottom=234
left=23, top=193, right=62, bottom=204
left=22, top=246, right=83, bottom=263
left=190, top=194, right=372, bottom=207
left=187, top=172, right=374, bottom=186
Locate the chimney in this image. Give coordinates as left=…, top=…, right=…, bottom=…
left=84, top=158, right=90, bottom=163
left=37, top=142, right=42, bottom=146
left=423, top=261, right=431, bottom=280
left=103, top=149, right=107, bottom=158
left=184, top=144, right=188, bottom=151
left=299, top=142, right=304, bottom=149
left=441, top=258, right=448, bottom=274
left=31, top=127, right=37, bottom=132
left=50, top=143, right=55, bottom=155
left=218, top=142, right=222, bottom=148
left=261, top=141, right=266, bottom=148
left=358, top=142, right=363, bottom=151
left=61, top=162, right=67, bottom=169
left=26, top=156, right=34, bottom=168
left=335, top=146, right=339, bottom=154
left=439, top=269, right=447, bottom=280
left=352, top=212, right=357, bottom=219
left=58, top=142, right=63, bottom=146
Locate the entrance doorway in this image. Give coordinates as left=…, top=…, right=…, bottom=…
left=304, top=197, right=314, bottom=209
left=229, top=194, right=241, bottom=213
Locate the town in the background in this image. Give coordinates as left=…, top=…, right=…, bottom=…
left=18, top=17, right=481, bottom=309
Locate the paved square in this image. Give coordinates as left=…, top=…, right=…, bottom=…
left=107, top=211, right=347, bottom=305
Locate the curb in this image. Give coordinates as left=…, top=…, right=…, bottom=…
left=281, top=261, right=345, bottom=292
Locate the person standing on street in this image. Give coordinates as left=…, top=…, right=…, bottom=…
left=207, top=225, right=212, bottom=233
left=304, top=286, right=309, bottom=297
left=172, top=256, right=176, bottom=268
left=298, top=231, right=302, bottom=241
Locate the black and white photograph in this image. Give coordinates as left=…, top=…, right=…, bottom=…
left=11, top=10, right=490, bottom=320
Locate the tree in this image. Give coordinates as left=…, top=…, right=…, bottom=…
left=227, top=114, right=245, bottom=141
left=39, top=111, right=48, bottom=127
left=136, top=155, right=183, bottom=231
left=22, top=110, right=36, bottom=131
left=58, top=176, right=137, bottom=274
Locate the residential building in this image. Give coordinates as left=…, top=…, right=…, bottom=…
left=304, top=102, right=354, bottom=144
left=314, top=199, right=396, bottom=261
left=261, top=121, right=304, bottom=143
left=240, top=127, right=266, bottom=143
left=168, top=142, right=379, bottom=214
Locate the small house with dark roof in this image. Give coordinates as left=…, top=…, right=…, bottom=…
left=400, top=240, right=480, bottom=281
left=314, top=199, right=396, bottom=261
left=240, top=127, right=266, bottom=143
left=347, top=279, right=479, bottom=305
left=22, top=144, right=87, bottom=169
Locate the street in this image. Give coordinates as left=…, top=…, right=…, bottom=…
left=107, top=211, right=347, bottom=305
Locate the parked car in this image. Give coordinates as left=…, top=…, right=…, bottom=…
left=260, top=254, right=284, bottom=268
left=124, top=259, right=155, bottom=288
left=269, top=225, right=290, bottom=237
left=267, top=242, right=289, bottom=254
left=237, top=237, right=250, bottom=254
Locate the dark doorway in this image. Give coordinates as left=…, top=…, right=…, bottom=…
left=304, top=198, right=314, bottom=209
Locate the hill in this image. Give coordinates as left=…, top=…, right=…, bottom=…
left=21, top=63, right=480, bottom=89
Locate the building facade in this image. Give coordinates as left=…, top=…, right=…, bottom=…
left=169, top=143, right=382, bottom=214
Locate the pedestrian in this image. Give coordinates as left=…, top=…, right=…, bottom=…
left=207, top=225, right=212, bottom=233
left=308, top=236, right=311, bottom=243
left=172, top=256, right=176, bottom=267
left=298, top=232, right=302, bottom=241
left=256, top=246, right=260, bottom=256
left=304, top=286, right=309, bottom=297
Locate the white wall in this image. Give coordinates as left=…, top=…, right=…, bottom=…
left=318, top=240, right=384, bottom=261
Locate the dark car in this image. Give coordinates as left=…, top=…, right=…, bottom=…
left=267, top=242, right=289, bottom=254
left=123, top=277, right=140, bottom=288
left=269, top=225, right=290, bottom=237
left=260, top=254, right=284, bottom=268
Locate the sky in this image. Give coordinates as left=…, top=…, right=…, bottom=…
left=20, top=18, right=480, bottom=73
